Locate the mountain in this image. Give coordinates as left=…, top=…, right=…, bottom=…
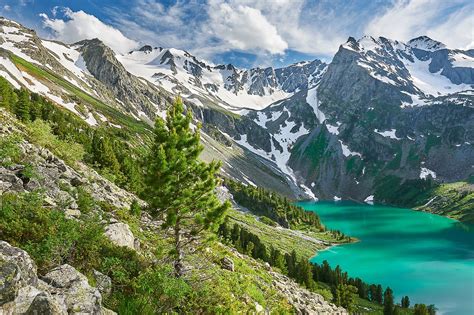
left=0, top=17, right=472, bottom=209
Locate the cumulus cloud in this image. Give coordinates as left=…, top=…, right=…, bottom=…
left=364, top=0, right=473, bottom=49
left=40, top=7, right=139, bottom=53
left=108, top=0, right=360, bottom=59
left=33, top=0, right=472, bottom=66
left=207, top=1, right=288, bottom=54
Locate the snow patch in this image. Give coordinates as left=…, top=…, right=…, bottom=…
left=306, top=87, right=326, bottom=123
left=339, top=140, right=362, bottom=158
left=450, top=52, right=474, bottom=68
left=326, top=123, right=340, bottom=135
left=364, top=195, right=374, bottom=204
left=403, top=57, right=471, bottom=97
left=374, top=129, right=401, bottom=140
left=420, top=167, right=437, bottom=179
left=85, top=113, right=97, bottom=126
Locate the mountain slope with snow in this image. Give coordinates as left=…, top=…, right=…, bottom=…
left=116, top=45, right=326, bottom=112
left=0, top=17, right=472, bottom=204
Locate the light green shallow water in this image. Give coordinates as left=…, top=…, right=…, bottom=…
left=298, top=201, right=474, bottom=315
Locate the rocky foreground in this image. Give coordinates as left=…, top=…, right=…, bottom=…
left=0, top=110, right=347, bottom=314
left=1, top=241, right=114, bottom=314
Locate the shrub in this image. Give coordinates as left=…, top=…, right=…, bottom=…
left=259, top=216, right=277, bottom=227
left=77, top=186, right=95, bottom=214
left=114, top=267, right=190, bottom=314
left=0, top=133, right=23, bottom=166
left=129, top=200, right=141, bottom=217
left=27, top=119, right=84, bottom=165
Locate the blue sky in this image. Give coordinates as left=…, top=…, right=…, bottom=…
left=1, top=0, right=472, bottom=68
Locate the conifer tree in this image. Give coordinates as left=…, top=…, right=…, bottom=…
left=91, top=130, right=120, bottom=173
left=334, top=284, right=358, bottom=313
left=0, top=77, right=15, bottom=110
left=144, top=97, right=229, bottom=277
left=297, top=259, right=314, bottom=289
left=401, top=296, right=410, bottom=308
left=414, top=304, right=429, bottom=315
left=375, top=284, right=384, bottom=304
left=15, top=88, right=30, bottom=122
left=383, top=287, right=394, bottom=315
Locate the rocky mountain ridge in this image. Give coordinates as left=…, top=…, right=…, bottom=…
left=0, top=16, right=472, bottom=205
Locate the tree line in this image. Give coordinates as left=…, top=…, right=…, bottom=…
left=224, top=178, right=323, bottom=231
left=218, top=221, right=435, bottom=314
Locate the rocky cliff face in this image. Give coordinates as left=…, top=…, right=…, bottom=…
left=78, top=39, right=166, bottom=118
left=287, top=36, right=474, bottom=201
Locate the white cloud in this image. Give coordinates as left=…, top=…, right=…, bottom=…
left=364, top=0, right=473, bottom=49
left=3, top=5, right=11, bottom=11
left=207, top=1, right=288, bottom=54
left=33, top=0, right=471, bottom=67
left=427, top=7, right=474, bottom=50
left=40, top=7, right=139, bottom=53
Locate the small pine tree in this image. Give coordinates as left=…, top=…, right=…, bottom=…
left=91, top=130, right=120, bottom=173
left=375, top=284, right=384, bottom=304
left=130, top=199, right=141, bottom=217
left=401, top=296, right=410, bottom=308
left=0, top=77, right=15, bottom=110
left=15, top=88, right=30, bottom=122
left=144, top=97, right=229, bottom=277
left=383, top=287, right=394, bottom=315
left=334, top=284, right=358, bottom=313
left=297, top=259, right=314, bottom=289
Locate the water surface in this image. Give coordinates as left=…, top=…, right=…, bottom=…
left=298, top=201, right=474, bottom=315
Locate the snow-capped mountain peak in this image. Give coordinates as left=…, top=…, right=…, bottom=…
left=339, top=34, right=473, bottom=104
left=117, top=45, right=327, bottom=111
left=408, top=36, right=446, bottom=51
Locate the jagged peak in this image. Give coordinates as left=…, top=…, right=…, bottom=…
left=408, top=36, right=446, bottom=51
left=0, top=16, right=21, bottom=27
left=138, top=45, right=154, bottom=53
left=75, top=38, right=107, bottom=47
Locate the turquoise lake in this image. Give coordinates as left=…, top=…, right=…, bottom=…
left=298, top=201, right=474, bottom=315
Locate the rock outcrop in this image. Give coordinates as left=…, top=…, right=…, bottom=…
left=220, top=257, right=234, bottom=272
left=104, top=223, right=137, bottom=250
left=0, top=241, right=114, bottom=315
left=0, top=116, right=139, bottom=212
left=227, top=247, right=348, bottom=314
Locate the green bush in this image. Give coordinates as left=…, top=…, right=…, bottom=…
left=77, top=187, right=95, bottom=214
left=115, top=267, right=190, bottom=314
left=27, top=119, right=84, bottom=165
left=129, top=200, right=141, bottom=217
left=0, top=133, right=23, bottom=166
left=259, top=216, right=277, bottom=227
left=0, top=192, right=104, bottom=272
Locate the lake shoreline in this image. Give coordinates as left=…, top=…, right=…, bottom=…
left=300, top=200, right=474, bottom=315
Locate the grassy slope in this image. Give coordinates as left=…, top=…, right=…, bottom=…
left=414, top=182, right=474, bottom=223
left=11, top=54, right=152, bottom=135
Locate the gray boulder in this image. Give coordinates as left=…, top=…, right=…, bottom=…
left=42, top=264, right=102, bottom=314
left=104, top=223, right=136, bottom=250
left=25, top=292, right=64, bottom=315
left=0, top=241, right=38, bottom=289
left=93, top=270, right=112, bottom=296
left=220, top=257, right=234, bottom=272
